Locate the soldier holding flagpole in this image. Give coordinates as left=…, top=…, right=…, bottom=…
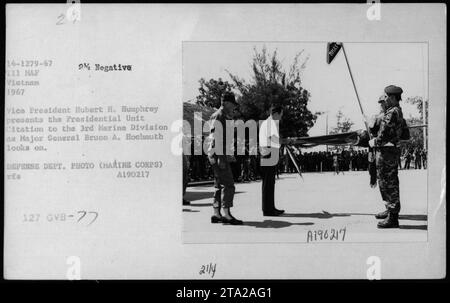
left=369, top=85, right=406, bottom=228
left=326, top=42, right=408, bottom=228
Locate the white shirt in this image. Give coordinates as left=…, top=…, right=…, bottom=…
left=259, top=115, right=280, bottom=154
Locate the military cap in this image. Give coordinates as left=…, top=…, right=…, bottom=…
left=221, top=92, right=238, bottom=105
left=384, top=85, right=403, bottom=95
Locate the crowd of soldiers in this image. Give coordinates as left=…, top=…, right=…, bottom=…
left=401, top=147, right=427, bottom=169
left=185, top=147, right=371, bottom=183
left=297, top=149, right=370, bottom=172
left=185, top=146, right=427, bottom=183
left=186, top=153, right=260, bottom=183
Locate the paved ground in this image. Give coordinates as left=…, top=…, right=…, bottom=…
left=183, top=169, right=428, bottom=243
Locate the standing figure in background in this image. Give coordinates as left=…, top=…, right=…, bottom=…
left=240, top=154, right=250, bottom=182
left=421, top=149, right=427, bottom=169
left=333, top=153, right=340, bottom=175
left=340, top=150, right=347, bottom=173
left=414, top=148, right=422, bottom=169
left=410, top=150, right=415, bottom=169
left=404, top=149, right=412, bottom=169
left=356, top=151, right=363, bottom=171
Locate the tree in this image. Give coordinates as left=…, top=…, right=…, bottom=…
left=329, top=109, right=354, bottom=135
left=195, top=78, right=234, bottom=109
left=405, top=96, right=428, bottom=120
left=226, top=47, right=318, bottom=137
left=328, top=109, right=354, bottom=153
left=403, top=96, right=428, bottom=152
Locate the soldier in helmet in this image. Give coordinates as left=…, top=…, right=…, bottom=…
left=369, top=85, right=405, bottom=228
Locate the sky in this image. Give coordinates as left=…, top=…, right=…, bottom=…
left=183, top=42, right=428, bottom=137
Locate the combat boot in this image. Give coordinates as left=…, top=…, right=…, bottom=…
left=375, top=209, right=389, bottom=219
left=377, top=212, right=399, bottom=229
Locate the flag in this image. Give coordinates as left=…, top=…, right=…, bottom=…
left=326, top=42, right=342, bottom=64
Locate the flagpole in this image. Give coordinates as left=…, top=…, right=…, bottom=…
left=340, top=43, right=378, bottom=186
left=341, top=43, right=370, bottom=135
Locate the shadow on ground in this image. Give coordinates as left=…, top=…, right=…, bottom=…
left=182, top=209, right=200, bottom=213
left=243, top=220, right=314, bottom=229
left=282, top=211, right=350, bottom=219
left=399, top=214, right=427, bottom=221
left=282, top=211, right=428, bottom=221
left=399, top=225, right=427, bottom=230
left=185, top=191, right=244, bottom=204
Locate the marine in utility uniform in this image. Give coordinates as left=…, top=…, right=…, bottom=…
left=207, top=92, right=243, bottom=225
left=369, top=85, right=405, bottom=228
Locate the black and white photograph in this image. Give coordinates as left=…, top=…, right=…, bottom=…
left=3, top=3, right=446, bottom=282
left=182, top=41, right=429, bottom=243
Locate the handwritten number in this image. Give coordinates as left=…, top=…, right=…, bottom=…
left=87, top=212, right=98, bottom=225
left=77, top=210, right=87, bottom=222
left=307, top=228, right=347, bottom=242
left=341, top=227, right=347, bottom=241
left=76, top=210, right=98, bottom=225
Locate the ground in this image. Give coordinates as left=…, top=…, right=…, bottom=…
left=183, top=169, right=427, bottom=243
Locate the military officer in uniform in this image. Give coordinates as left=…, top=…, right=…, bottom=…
left=207, top=92, right=243, bottom=225
left=369, top=85, right=405, bottom=228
